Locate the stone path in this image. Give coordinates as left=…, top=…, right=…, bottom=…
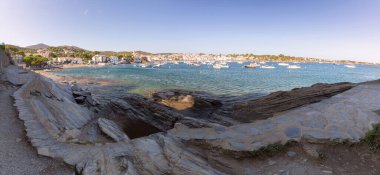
left=0, top=79, right=74, bottom=175
left=171, top=82, right=380, bottom=151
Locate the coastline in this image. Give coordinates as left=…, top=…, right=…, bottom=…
left=4, top=64, right=380, bottom=174
left=41, top=61, right=380, bottom=99
left=36, top=69, right=118, bottom=86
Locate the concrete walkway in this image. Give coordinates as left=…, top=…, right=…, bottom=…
left=0, top=79, right=74, bottom=175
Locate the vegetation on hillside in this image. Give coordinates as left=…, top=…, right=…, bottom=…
left=22, top=55, right=49, bottom=67
left=1, top=43, right=374, bottom=65
left=4, top=44, right=34, bottom=57
left=226, top=53, right=320, bottom=62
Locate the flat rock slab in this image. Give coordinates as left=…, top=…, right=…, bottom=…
left=171, top=83, right=380, bottom=151
left=232, top=82, right=355, bottom=122
left=12, top=71, right=380, bottom=175
left=4, top=66, right=36, bottom=86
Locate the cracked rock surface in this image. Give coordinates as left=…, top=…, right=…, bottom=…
left=7, top=65, right=380, bottom=175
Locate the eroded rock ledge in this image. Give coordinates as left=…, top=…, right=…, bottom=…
left=8, top=66, right=380, bottom=175
left=151, top=82, right=356, bottom=124
left=231, top=82, right=356, bottom=122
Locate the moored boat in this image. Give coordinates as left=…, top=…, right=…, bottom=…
left=278, top=63, right=289, bottom=66
left=344, top=64, right=356, bottom=68
left=287, top=65, right=301, bottom=69
left=244, top=63, right=260, bottom=68
left=191, top=63, right=201, bottom=66
left=261, top=65, right=275, bottom=69
left=213, top=63, right=229, bottom=69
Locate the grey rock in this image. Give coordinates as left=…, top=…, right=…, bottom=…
left=71, top=84, right=83, bottom=91
left=327, top=125, right=349, bottom=140
left=37, top=148, right=50, bottom=157
left=256, top=120, right=276, bottom=133
left=85, top=96, right=98, bottom=106
left=229, top=142, right=248, bottom=151
left=11, top=68, right=380, bottom=175
left=152, top=89, right=222, bottom=109
left=301, top=116, right=327, bottom=129
left=61, top=129, right=81, bottom=140
left=98, top=118, right=129, bottom=142
left=302, top=143, right=321, bottom=158
left=303, top=130, right=329, bottom=143
left=30, top=90, right=41, bottom=96
left=3, top=65, right=36, bottom=85
left=287, top=151, right=297, bottom=157
left=18, top=70, right=28, bottom=74
left=72, top=90, right=91, bottom=97
left=74, top=96, right=85, bottom=103
left=322, top=170, right=333, bottom=174
left=268, top=160, right=276, bottom=166
left=284, top=126, right=301, bottom=139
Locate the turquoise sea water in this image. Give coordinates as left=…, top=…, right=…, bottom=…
left=53, top=62, right=380, bottom=97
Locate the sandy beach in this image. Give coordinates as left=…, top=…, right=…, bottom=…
left=36, top=69, right=120, bottom=86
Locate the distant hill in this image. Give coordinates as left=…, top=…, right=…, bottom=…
left=58, top=45, right=87, bottom=51
left=134, top=50, right=153, bottom=55
left=26, top=43, right=49, bottom=49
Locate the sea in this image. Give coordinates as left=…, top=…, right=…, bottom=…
left=53, top=62, right=380, bottom=98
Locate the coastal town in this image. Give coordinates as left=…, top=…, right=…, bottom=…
left=2, top=0, right=380, bottom=174
left=3, top=43, right=380, bottom=174
left=2, top=43, right=376, bottom=70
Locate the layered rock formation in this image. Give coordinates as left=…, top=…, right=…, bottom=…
left=231, top=82, right=356, bottom=122
left=7, top=65, right=380, bottom=174
left=152, top=83, right=356, bottom=125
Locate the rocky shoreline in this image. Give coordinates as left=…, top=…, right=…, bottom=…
left=3, top=64, right=380, bottom=174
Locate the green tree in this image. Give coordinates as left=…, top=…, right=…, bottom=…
left=22, top=55, right=49, bottom=67
left=48, top=52, right=56, bottom=58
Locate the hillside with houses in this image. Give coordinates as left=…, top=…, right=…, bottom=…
left=1, top=43, right=375, bottom=69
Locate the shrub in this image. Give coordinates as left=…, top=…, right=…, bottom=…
left=22, top=55, right=49, bottom=67
left=362, top=124, right=380, bottom=153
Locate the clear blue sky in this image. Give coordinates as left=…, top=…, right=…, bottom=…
left=1, top=0, right=379, bottom=62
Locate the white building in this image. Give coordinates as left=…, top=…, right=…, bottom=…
left=54, top=57, right=83, bottom=64
left=91, top=55, right=108, bottom=63
left=109, top=56, right=119, bottom=64
left=134, top=58, right=142, bottom=63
